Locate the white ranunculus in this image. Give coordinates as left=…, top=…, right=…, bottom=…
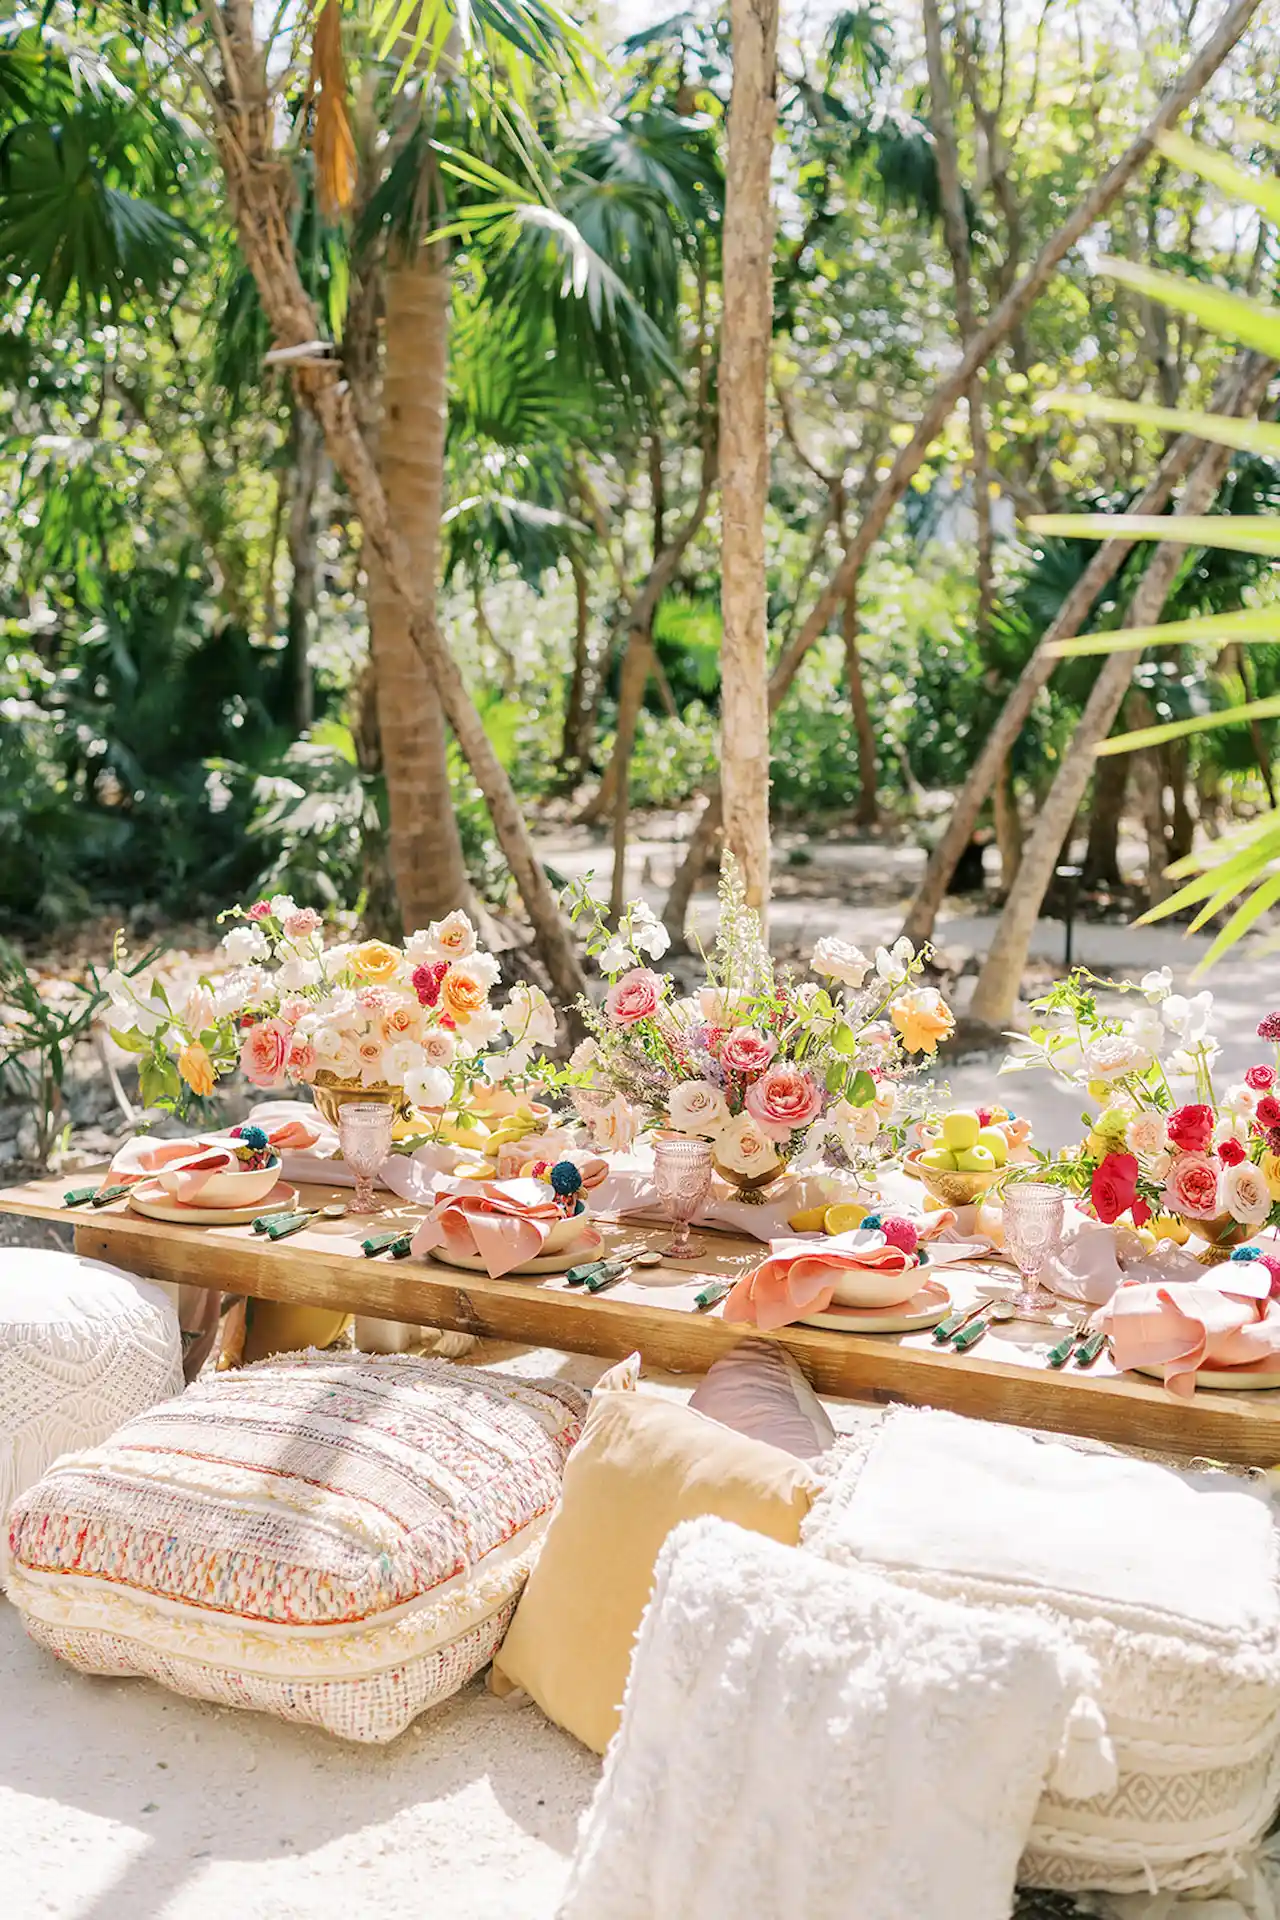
left=404, top=1064, right=453, bottom=1109
left=502, top=982, right=558, bottom=1050
left=381, top=1040, right=425, bottom=1086
left=275, top=954, right=321, bottom=991
left=713, top=1110, right=780, bottom=1177
left=269, top=894, right=298, bottom=923
left=221, top=924, right=268, bottom=967
left=810, top=937, right=870, bottom=988
left=668, top=1079, right=730, bottom=1138
left=1221, top=1159, right=1272, bottom=1227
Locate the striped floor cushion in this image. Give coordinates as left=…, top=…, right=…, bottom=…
left=4, top=1351, right=587, bottom=1743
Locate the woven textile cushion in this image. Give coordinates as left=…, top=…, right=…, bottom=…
left=5, top=1351, right=587, bottom=1743
left=0, top=1248, right=183, bottom=1539
left=803, top=1408, right=1280, bottom=1896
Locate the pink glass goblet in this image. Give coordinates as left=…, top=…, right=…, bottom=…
left=653, top=1137, right=713, bottom=1261
left=337, top=1102, right=395, bottom=1214
left=1002, top=1180, right=1065, bottom=1317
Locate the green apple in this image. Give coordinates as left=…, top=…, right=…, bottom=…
left=975, top=1125, right=1008, bottom=1167
left=954, top=1144, right=997, bottom=1174
left=940, top=1111, right=980, bottom=1152
left=920, top=1146, right=958, bottom=1172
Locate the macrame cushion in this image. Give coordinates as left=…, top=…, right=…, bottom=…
left=803, top=1408, right=1280, bottom=1896
left=5, top=1351, right=588, bottom=1744
left=0, top=1248, right=183, bottom=1540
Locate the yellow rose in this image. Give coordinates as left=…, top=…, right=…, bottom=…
left=1262, top=1152, right=1280, bottom=1202
left=351, top=939, right=401, bottom=984
left=177, top=1041, right=216, bottom=1097
left=888, top=987, right=955, bottom=1056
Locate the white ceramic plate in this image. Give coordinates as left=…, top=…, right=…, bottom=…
left=426, top=1225, right=606, bottom=1278
left=128, top=1180, right=299, bottom=1227
left=798, top=1277, right=952, bottom=1333
left=1131, top=1358, right=1280, bottom=1392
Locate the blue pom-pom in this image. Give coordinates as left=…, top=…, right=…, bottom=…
left=1231, top=1245, right=1262, bottom=1261
left=860, top=1212, right=882, bottom=1231
left=549, top=1160, right=583, bottom=1197
left=237, top=1125, right=269, bottom=1152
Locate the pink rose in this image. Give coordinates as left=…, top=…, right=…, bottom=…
left=744, top=1063, right=824, bottom=1142
left=241, top=1018, right=291, bottom=1089
left=287, top=1037, right=317, bottom=1080
left=283, top=907, right=322, bottom=939
left=1163, top=1150, right=1220, bottom=1220
left=279, top=997, right=310, bottom=1026
left=721, top=1027, right=778, bottom=1078
left=245, top=900, right=272, bottom=921
left=605, top=968, right=663, bottom=1026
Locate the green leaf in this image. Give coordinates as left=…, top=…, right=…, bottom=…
left=1028, top=514, right=1280, bottom=560
left=1097, top=254, right=1280, bottom=361
left=1155, top=129, right=1280, bottom=233
left=1048, top=606, right=1280, bottom=660
left=108, top=1025, right=151, bottom=1054
left=137, top=1054, right=179, bottom=1109
left=849, top=1069, right=876, bottom=1106
left=1095, top=694, right=1280, bottom=756
left=825, top=1059, right=847, bottom=1094
left=1042, top=391, right=1280, bottom=464
left=830, top=1022, right=857, bottom=1056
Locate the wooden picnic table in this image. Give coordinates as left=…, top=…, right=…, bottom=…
left=4, top=1172, right=1280, bottom=1465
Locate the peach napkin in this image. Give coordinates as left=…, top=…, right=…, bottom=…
left=110, top=1118, right=314, bottom=1199
left=411, top=1177, right=577, bottom=1279
left=1096, top=1274, right=1280, bottom=1397
left=724, top=1231, right=919, bottom=1333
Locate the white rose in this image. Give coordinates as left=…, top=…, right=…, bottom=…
left=421, top=1028, right=457, bottom=1070
left=429, top=910, right=477, bottom=960
left=1221, top=1160, right=1272, bottom=1228
left=1223, top=1082, right=1259, bottom=1118
left=502, top=982, right=557, bottom=1050
left=810, top=937, right=870, bottom=988
left=404, top=1065, right=454, bottom=1109
left=1127, top=1113, right=1165, bottom=1156
left=668, top=1079, right=730, bottom=1138
left=713, top=1110, right=781, bottom=1177
left=180, top=985, right=216, bottom=1034
left=379, top=1040, right=423, bottom=1086
left=222, top=924, right=268, bottom=966
left=275, top=954, right=321, bottom=991
left=1081, top=1034, right=1152, bottom=1081
left=833, top=1098, right=880, bottom=1151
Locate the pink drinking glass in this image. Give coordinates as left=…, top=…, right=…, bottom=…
left=653, top=1137, right=713, bottom=1260
left=1003, top=1180, right=1065, bottom=1316
left=337, top=1102, right=395, bottom=1214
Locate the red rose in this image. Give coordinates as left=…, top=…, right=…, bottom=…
left=1246, top=1065, right=1276, bottom=1092
left=1166, top=1104, right=1215, bottom=1153
left=1218, top=1138, right=1247, bottom=1166
left=1091, top=1151, right=1140, bottom=1226
left=1256, top=1096, right=1280, bottom=1130
left=412, top=960, right=449, bottom=1008
left=1132, top=1196, right=1152, bottom=1228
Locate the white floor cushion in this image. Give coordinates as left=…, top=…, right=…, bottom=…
left=5, top=1351, right=588, bottom=1742
left=1, top=1247, right=183, bottom=1536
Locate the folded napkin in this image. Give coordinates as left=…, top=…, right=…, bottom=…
left=722, top=1230, right=917, bottom=1332
left=1095, top=1274, right=1280, bottom=1396
left=410, top=1176, right=582, bottom=1279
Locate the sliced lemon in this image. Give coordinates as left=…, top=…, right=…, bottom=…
left=787, top=1204, right=830, bottom=1233
left=823, top=1202, right=870, bottom=1235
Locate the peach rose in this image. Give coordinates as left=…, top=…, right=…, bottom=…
left=380, top=1001, right=421, bottom=1045
left=440, top=958, right=497, bottom=1027
left=357, top=1035, right=386, bottom=1086
left=421, top=1027, right=458, bottom=1069
left=1163, top=1150, right=1220, bottom=1220
left=744, top=1063, right=824, bottom=1141
left=177, top=1041, right=216, bottom=1098
left=713, top=1110, right=781, bottom=1177
left=889, top=987, right=955, bottom=1056
left=241, top=1018, right=291, bottom=1090
left=605, top=968, right=663, bottom=1026
left=721, top=1027, right=778, bottom=1077
left=350, top=939, right=401, bottom=984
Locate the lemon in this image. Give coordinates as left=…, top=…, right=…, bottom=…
left=824, top=1202, right=870, bottom=1234
left=788, top=1204, right=830, bottom=1233
left=1150, top=1213, right=1190, bottom=1246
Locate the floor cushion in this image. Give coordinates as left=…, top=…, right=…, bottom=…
left=5, top=1351, right=587, bottom=1743
left=490, top=1388, right=820, bottom=1754
left=0, top=1248, right=183, bottom=1537
left=688, top=1340, right=836, bottom=1459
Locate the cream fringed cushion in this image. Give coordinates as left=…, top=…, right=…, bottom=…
left=803, top=1408, right=1280, bottom=1895
left=1, top=1249, right=183, bottom=1536
left=5, top=1352, right=587, bottom=1743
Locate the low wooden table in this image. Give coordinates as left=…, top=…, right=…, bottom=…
left=5, top=1173, right=1280, bottom=1465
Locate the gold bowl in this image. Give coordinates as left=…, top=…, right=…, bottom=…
left=1182, top=1211, right=1255, bottom=1267
left=905, top=1147, right=1000, bottom=1208
left=310, top=1075, right=411, bottom=1128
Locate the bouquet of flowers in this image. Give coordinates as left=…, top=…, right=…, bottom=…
left=103, top=894, right=557, bottom=1117
left=1004, top=967, right=1280, bottom=1252
left=554, top=858, right=953, bottom=1183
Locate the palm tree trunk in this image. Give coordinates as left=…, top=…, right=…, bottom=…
left=967, top=352, right=1274, bottom=1026
left=1167, top=741, right=1196, bottom=863
left=993, top=764, right=1022, bottom=889
left=1082, top=751, right=1128, bottom=887
left=720, top=0, right=779, bottom=920
left=842, top=588, right=879, bottom=827
left=211, top=6, right=588, bottom=1009
left=368, top=237, right=474, bottom=929
left=285, top=404, right=324, bottom=733
left=562, top=555, right=594, bottom=776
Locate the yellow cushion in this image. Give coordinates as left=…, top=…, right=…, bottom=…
left=241, top=1302, right=351, bottom=1364
left=490, top=1389, right=818, bottom=1753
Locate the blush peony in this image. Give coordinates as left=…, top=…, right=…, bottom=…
left=720, top=1027, right=778, bottom=1077
left=667, top=1080, right=730, bottom=1138
left=605, top=968, right=663, bottom=1026
left=1163, top=1150, right=1220, bottom=1220
left=241, top=1018, right=291, bottom=1090
left=744, top=1064, right=824, bottom=1142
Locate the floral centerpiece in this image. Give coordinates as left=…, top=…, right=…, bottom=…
left=552, top=858, right=953, bottom=1192
left=1004, top=967, right=1280, bottom=1262
left=103, top=894, right=558, bottom=1124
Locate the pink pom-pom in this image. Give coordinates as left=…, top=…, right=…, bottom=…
left=879, top=1214, right=919, bottom=1256
left=1258, top=1252, right=1280, bottom=1299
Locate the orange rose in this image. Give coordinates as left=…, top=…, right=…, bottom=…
left=440, top=959, right=495, bottom=1026
left=351, top=939, right=401, bottom=984
left=177, top=1041, right=216, bottom=1097
left=889, top=987, right=955, bottom=1056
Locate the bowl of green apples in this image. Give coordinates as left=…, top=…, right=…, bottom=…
left=907, top=1109, right=1007, bottom=1206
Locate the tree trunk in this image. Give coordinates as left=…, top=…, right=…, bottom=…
left=899, top=379, right=1242, bottom=945
left=562, top=555, right=594, bottom=777
left=993, top=763, right=1022, bottom=890
left=720, top=0, right=779, bottom=920
left=210, top=3, right=588, bottom=1008
left=1082, top=750, right=1128, bottom=887
left=609, top=633, right=654, bottom=920
left=1167, top=740, right=1196, bottom=864
left=367, top=238, right=475, bottom=930
left=662, top=789, right=724, bottom=949
left=664, top=0, right=1258, bottom=942
left=842, top=588, right=879, bottom=828
left=285, top=403, right=324, bottom=733
left=967, top=352, right=1274, bottom=1026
